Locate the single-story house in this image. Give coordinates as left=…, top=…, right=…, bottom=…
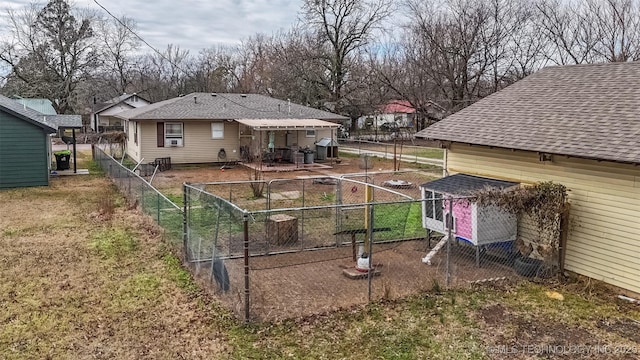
left=356, top=100, right=445, bottom=131
left=116, top=93, right=347, bottom=165
left=0, top=94, right=57, bottom=188
left=91, top=93, right=151, bottom=132
left=416, top=61, right=640, bottom=296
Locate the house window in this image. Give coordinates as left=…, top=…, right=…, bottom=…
left=305, top=129, right=316, bottom=138
left=211, top=122, right=224, bottom=139
left=134, top=122, right=138, bottom=145
left=165, top=122, right=183, bottom=147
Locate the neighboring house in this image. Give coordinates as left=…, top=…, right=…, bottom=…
left=91, top=93, right=151, bottom=132
left=415, top=62, right=640, bottom=296
left=357, top=100, right=445, bottom=131
left=11, top=97, right=57, bottom=115
left=116, top=93, right=347, bottom=164
left=0, top=94, right=57, bottom=188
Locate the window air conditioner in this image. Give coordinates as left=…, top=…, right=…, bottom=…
left=166, top=138, right=183, bottom=147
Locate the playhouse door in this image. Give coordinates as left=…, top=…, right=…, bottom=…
left=422, top=190, right=445, bottom=232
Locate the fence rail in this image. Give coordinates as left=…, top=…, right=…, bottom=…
left=95, top=147, right=560, bottom=323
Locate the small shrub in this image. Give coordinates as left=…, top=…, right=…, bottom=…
left=97, top=194, right=116, bottom=221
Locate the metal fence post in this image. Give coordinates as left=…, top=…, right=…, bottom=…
left=243, top=212, right=250, bottom=323
left=367, top=195, right=374, bottom=302
left=183, top=183, right=188, bottom=261
left=446, top=197, right=453, bottom=288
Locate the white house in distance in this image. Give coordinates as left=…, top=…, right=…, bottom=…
left=115, top=93, right=347, bottom=165
left=91, top=93, right=151, bottom=132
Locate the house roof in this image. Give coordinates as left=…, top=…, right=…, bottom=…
left=94, top=93, right=149, bottom=114
left=42, top=115, right=82, bottom=130
left=415, top=62, right=640, bottom=164
left=115, top=93, right=349, bottom=122
left=382, top=100, right=416, bottom=114
left=420, top=174, right=519, bottom=196
left=12, top=97, right=57, bottom=115
left=0, top=94, right=56, bottom=133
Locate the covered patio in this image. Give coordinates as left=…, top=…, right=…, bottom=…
left=236, top=118, right=341, bottom=170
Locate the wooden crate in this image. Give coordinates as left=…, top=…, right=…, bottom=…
left=266, top=214, right=298, bottom=245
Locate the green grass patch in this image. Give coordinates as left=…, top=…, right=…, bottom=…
left=86, top=159, right=104, bottom=175
left=89, top=227, right=138, bottom=259
left=163, top=192, right=184, bottom=207
left=162, top=253, right=200, bottom=295
left=110, top=273, right=162, bottom=312
left=337, top=151, right=360, bottom=158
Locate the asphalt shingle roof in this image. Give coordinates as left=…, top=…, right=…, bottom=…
left=420, top=174, right=519, bottom=196
left=95, top=93, right=150, bottom=113
left=115, top=93, right=348, bottom=121
left=415, top=62, right=640, bottom=164
left=0, top=94, right=56, bottom=133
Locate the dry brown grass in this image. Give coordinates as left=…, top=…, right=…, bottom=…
left=0, top=174, right=229, bottom=359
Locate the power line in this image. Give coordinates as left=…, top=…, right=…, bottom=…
left=92, top=0, right=190, bottom=77
left=94, top=0, right=286, bottom=114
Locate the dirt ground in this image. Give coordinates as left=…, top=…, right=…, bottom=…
left=150, top=154, right=439, bottom=197
left=191, top=240, right=519, bottom=321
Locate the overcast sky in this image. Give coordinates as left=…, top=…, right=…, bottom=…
left=0, top=0, right=303, bottom=54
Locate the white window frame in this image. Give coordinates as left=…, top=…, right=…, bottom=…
left=305, top=129, right=316, bottom=138
left=165, top=122, right=184, bottom=146
left=211, top=122, right=224, bottom=139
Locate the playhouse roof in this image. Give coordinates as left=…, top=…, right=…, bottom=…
left=420, top=174, right=519, bottom=196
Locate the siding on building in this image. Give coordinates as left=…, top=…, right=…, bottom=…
left=446, top=143, right=640, bottom=294
left=0, top=111, right=50, bottom=188
left=132, top=120, right=334, bottom=164
left=138, top=120, right=241, bottom=164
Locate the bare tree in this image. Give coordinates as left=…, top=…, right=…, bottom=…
left=0, top=0, right=99, bottom=113
left=133, top=44, right=191, bottom=101
left=536, top=0, right=600, bottom=65
left=588, top=0, right=640, bottom=62
left=95, top=15, right=140, bottom=95
left=301, top=0, right=393, bottom=112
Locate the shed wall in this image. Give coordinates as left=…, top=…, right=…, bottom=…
left=0, top=111, right=49, bottom=188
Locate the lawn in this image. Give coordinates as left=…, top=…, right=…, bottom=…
left=0, top=151, right=638, bottom=359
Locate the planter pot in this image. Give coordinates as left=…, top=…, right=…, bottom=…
left=514, top=256, right=543, bottom=277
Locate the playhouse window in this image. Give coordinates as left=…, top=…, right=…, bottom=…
left=424, top=190, right=443, bottom=221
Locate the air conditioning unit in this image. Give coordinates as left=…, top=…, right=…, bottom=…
left=166, top=138, right=183, bottom=147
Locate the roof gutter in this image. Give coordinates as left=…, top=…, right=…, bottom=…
left=429, top=140, right=640, bottom=167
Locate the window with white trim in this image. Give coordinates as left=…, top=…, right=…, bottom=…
left=211, top=122, right=224, bottom=139
left=305, top=129, right=316, bottom=137
left=165, top=122, right=183, bottom=147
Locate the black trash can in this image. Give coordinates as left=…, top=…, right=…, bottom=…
left=54, top=150, right=71, bottom=170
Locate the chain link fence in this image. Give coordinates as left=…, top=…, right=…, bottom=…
left=94, top=147, right=560, bottom=323
left=183, top=175, right=561, bottom=322
left=94, top=145, right=183, bottom=247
